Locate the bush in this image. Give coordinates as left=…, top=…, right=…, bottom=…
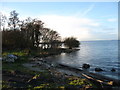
left=64, top=37, right=80, bottom=49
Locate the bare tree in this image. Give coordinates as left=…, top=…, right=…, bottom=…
left=0, top=13, right=7, bottom=30
left=8, top=10, right=19, bottom=30
left=19, top=18, right=44, bottom=48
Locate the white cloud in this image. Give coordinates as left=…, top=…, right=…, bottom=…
left=1, top=6, right=116, bottom=41
left=107, top=18, right=117, bottom=22
left=74, top=4, right=95, bottom=17
left=39, top=15, right=100, bottom=41
left=82, top=4, right=95, bottom=16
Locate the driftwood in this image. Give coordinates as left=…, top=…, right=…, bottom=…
left=82, top=73, right=113, bottom=88
left=88, top=72, right=120, bottom=86
left=58, top=63, right=120, bottom=88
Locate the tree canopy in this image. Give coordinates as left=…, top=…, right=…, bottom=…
left=8, top=10, right=19, bottom=31
left=64, top=37, right=80, bottom=49
left=2, top=10, right=80, bottom=50
left=2, top=10, right=61, bottom=50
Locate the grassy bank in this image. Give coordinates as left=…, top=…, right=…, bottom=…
left=2, top=49, right=95, bottom=89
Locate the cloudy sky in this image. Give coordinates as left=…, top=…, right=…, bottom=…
left=0, top=2, right=118, bottom=41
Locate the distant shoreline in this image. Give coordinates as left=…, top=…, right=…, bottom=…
left=80, top=39, right=118, bottom=42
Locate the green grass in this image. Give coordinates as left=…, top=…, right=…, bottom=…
left=2, top=50, right=36, bottom=74
left=2, top=49, right=30, bottom=56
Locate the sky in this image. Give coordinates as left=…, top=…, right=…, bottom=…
left=0, top=2, right=118, bottom=41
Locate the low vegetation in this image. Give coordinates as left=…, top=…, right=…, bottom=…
left=64, top=37, right=80, bottom=49
left=2, top=51, right=96, bottom=89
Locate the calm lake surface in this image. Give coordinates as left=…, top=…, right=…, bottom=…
left=47, top=40, right=119, bottom=80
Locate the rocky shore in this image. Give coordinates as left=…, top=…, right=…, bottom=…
left=23, top=57, right=120, bottom=89
left=2, top=49, right=120, bottom=89
left=2, top=55, right=93, bottom=89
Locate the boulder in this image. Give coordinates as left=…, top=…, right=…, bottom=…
left=111, top=68, right=116, bottom=72
left=3, top=54, right=18, bottom=62
left=82, top=64, right=90, bottom=69
left=7, top=54, right=18, bottom=59
left=95, top=68, right=103, bottom=72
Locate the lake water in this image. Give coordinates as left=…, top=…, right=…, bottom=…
left=47, top=40, right=119, bottom=80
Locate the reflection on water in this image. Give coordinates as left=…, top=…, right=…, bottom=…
left=50, top=40, right=119, bottom=80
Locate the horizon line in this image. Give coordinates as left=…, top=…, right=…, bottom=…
left=80, top=39, right=118, bottom=41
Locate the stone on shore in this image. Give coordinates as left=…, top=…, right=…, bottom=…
left=111, top=68, right=116, bottom=72
left=3, top=54, right=18, bottom=62
left=82, top=64, right=90, bottom=69
left=95, top=68, right=103, bottom=72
